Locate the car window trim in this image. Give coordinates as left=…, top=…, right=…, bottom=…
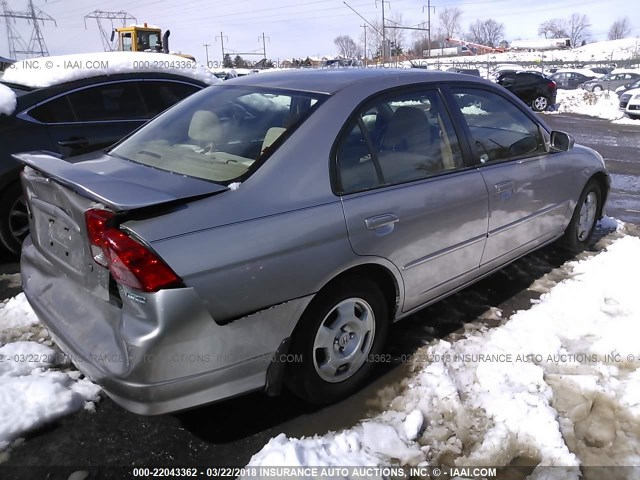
left=17, top=78, right=202, bottom=125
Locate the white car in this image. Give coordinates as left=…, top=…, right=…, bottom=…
left=619, top=87, right=640, bottom=120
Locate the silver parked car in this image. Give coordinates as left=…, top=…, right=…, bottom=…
left=18, top=69, right=609, bottom=414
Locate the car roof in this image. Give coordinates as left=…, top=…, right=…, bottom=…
left=224, top=68, right=481, bottom=94
left=3, top=51, right=220, bottom=89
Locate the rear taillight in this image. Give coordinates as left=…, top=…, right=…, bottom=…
left=85, top=208, right=181, bottom=293
left=548, top=80, right=556, bottom=89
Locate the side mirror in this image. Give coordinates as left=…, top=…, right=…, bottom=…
left=550, top=130, right=575, bottom=152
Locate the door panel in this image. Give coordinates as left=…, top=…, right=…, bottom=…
left=343, top=172, right=488, bottom=311
left=335, top=87, right=489, bottom=312
left=478, top=156, right=570, bottom=265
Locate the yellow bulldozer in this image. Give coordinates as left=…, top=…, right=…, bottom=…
left=111, top=24, right=196, bottom=61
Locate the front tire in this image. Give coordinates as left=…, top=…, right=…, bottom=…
left=592, top=85, right=603, bottom=93
left=562, top=181, right=602, bottom=252
left=532, top=96, right=549, bottom=112
left=286, top=276, right=389, bottom=404
left=0, top=183, right=29, bottom=255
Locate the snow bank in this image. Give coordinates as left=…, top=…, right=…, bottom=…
left=3, top=51, right=221, bottom=88
left=0, top=83, right=16, bottom=116
left=0, top=293, right=101, bottom=450
left=548, top=89, right=636, bottom=122
left=247, top=233, right=640, bottom=475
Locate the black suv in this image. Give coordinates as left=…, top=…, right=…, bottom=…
left=496, top=72, right=557, bottom=112
left=0, top=72, right=208, bottom=254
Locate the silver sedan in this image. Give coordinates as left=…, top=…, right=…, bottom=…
left=17, top=68, right=609, bottom=414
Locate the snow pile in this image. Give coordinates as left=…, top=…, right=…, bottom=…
left=3, top=51, right=221, bottom=88
left=549, top=89, right=630, bottom=121
left=247, top=234, right=640, bottom=475
left=0, top=293, right=101, bottom=450
left=0, top=83, right=16, bottom=116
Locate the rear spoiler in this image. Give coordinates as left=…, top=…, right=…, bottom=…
left=14, top=151, right=228, bottom=212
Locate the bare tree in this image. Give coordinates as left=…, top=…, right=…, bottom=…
left=438, top=7, right=463, bottom=42
left=538, top=19, right=568, bottom=39
left=568, top=13, right=591, bottom=47
left=334, top=35, right=359, bottom=58
left=608, top=17, right=632, bottom=40
left=361, top=20, right=383, bottom=59
left=467, top=18, right=504, bottom=47
left=412, top=25, right=445, bottom=56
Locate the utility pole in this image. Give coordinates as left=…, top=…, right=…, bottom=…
left=0, top=0, right=57, bottom=59
left=361, top=24, right=367, bottom=66
left=215, top=31, right=228, bottom=64
left=259, top=32, right=269, bottom=61
left=203, top=43, right=210, bottom=66
left=376, top=0, right=391, bottom=62
left=423, top=1, right=436, bottom=57
left=84, top=10, right=136, bottom=51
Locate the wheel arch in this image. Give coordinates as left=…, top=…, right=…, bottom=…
left=588, top=171, right=610, bottom=219
left=310, top=262, right=401, bottom=325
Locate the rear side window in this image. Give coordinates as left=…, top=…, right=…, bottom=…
left=29, top=82, right=148, bottom=123
left=336, top=89, right=465, bottom=194
left=451, top=87, right=546, bottom=164
left=69, top=83, right=147, bottom=121
left=29, top=95, right=75, bottom=122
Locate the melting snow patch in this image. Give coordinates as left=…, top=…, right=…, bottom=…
left=246, top=235, right=640, bottom=474
left=0, top=294, right=101, bottom=450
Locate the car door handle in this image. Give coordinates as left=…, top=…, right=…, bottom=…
left=58, top=138, right=89, bottom=148
left=494, top=181, right=514, bottom=193
left=365, top=214, right=399, bottom=230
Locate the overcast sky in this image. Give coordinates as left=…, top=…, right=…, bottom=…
left=1, top=0, right=637, bottom=63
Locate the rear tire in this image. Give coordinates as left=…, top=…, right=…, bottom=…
left=0, top=183, right=29, bottom=255
left=561, top=181, right=601, bottom=252
left=532, top=96, right=549, bottom=112
left=286, top=276, right=388, bottom=404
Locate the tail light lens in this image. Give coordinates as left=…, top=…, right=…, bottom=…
left=85, top=209, right=181, bottom=293
left=548, top=80, right=557, bottom=90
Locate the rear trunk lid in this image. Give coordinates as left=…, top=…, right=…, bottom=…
left=16, top=151, right=226, bottom=298
left=15, top=151, right=227, bottom=211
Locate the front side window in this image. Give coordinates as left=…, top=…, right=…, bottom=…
left=336, top=89, right=465, bottom=194
left=451, top=87, right=546, bottom=164
left=136, top=30, right=160, bottom=51
left=111, top=86, right=326, bottom=183
left=140, top=81, right=201, bottom=117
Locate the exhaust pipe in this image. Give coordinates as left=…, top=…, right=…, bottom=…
left=162, top=30, right=170, bottom=54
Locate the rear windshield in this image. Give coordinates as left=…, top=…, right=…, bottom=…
left=111, top=85, right=327, bottom=183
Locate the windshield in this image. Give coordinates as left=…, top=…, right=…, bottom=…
left=111, top=85, right=326, bottom=183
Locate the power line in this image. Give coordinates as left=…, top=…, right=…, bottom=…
left=0, top=0, right=57, bottom=59
left=84, top=10, right=136, bottom=51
